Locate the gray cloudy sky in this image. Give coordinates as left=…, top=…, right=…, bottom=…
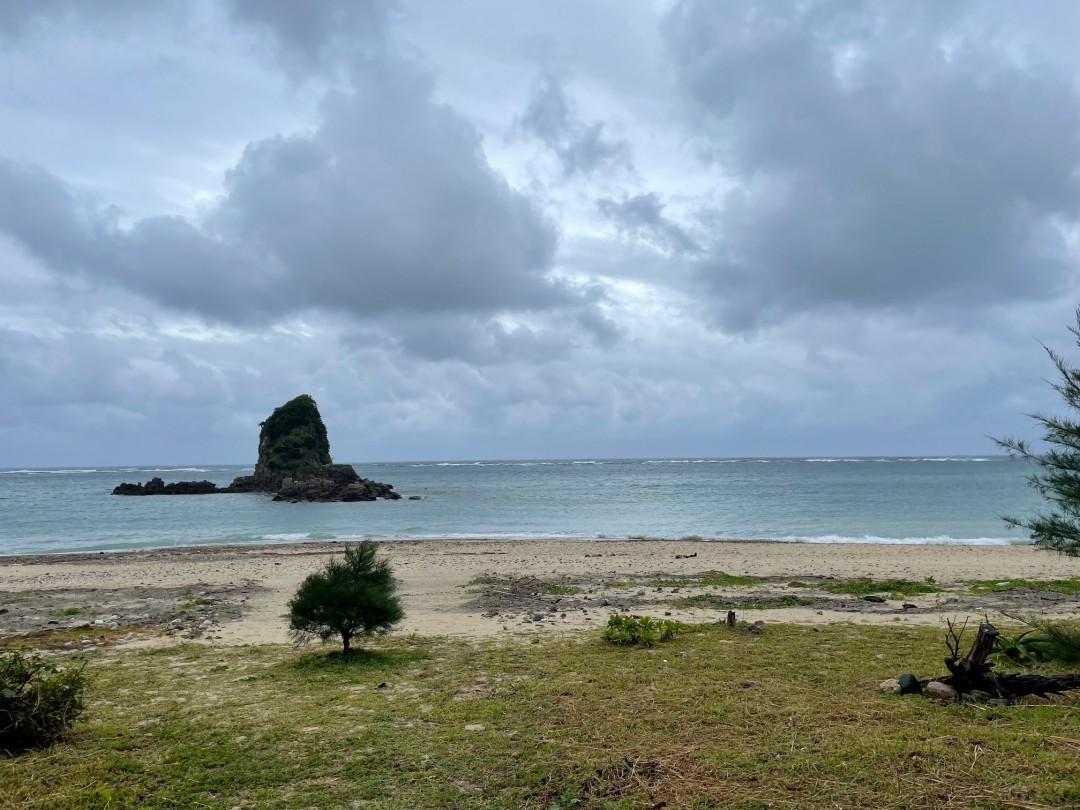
left=3, top=0, right=1080, bottom=465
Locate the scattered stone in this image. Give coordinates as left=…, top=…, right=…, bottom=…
left=902, top=603, right=918, bottom=610
left=531, top=613, right=546, bottom=622
left=862, top=595, right=887, bottom=603
left=898, top=673, right=921, bottom=695
left=47, top=619, right=59, bottom=625
left=675, top=553, right=697, bottom=559
left=464, top=724, right=485, bottom=732
left=924, top=681, right=958, bottom=702
left=749, top=620, right=765, bottom=635
left=376, top=682, right=388, bottom=689
left=740, top=681, right=759, bottom=689
left=408, top=495, right=422, bottom=500
left=879, top=679, right=902, bottom=695
left=812, top=625, right=825, bottom=633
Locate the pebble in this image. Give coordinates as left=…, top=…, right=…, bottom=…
left=879, top=678, right=902, bottom=695
left=925, top=681, right=958, bottom=702
left=464, top=723, right=485, bottom=732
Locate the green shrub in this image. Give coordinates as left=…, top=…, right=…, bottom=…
left=288, top=541, right=404, bottom=655
left=1003, top=614, right=1080, bottom=664
left=0, top=652, right=86, bottom=754
left=602, top=615, right=685, bottom=647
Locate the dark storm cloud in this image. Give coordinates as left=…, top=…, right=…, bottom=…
left=664, top=0, right=1080, bottom=330
left=597, top=193, right=699, bottom=254
left=517, top=70, right=632, bottom=176
left=0, top=54, right=567, bottom=325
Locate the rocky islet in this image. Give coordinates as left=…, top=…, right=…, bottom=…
left=112, top=395, right=402, bottom=503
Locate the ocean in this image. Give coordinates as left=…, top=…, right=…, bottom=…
left=0, top=456, right=1044, bottom=556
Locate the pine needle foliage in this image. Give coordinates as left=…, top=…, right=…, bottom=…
left=996, top=309, right=1080, bottom=556
left=287, top=542, right=404, bottom=655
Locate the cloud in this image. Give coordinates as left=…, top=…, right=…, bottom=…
left=517, top=69, right=632, bottom=176
left=224, top=0, right=391, bottom=72
left=0, top=0, right=155, bottom=39
left=597, top=193, right=700, bottom=254
left=0, top=53, right=569, bottom=328
left=665, top=0, right=1080, bottom=330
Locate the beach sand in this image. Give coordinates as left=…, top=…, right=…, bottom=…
left=3, top=539, right=1080, bottom=647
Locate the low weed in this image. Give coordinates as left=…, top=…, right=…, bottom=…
left=53, top=608, right=82, bottom=617
left=1001, top=614, right=1080, bottom=664
left=970, top=577, right=1080, bottom=595
left=788, top=578, right=940, bottom=597
left=0, top=651, right=87, bottom=754
left=650, top=570, right=760, bottom=588
left=602, top=614, right=686, bottom=647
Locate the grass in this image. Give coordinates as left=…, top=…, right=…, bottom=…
left=969, top=577, right=1080, bottom=595
left=53, top=608, right=82, bottom=617
left=649, top=571, right=762, bottom=588
left=788, top=579, right=941, bottom=597
left=0, top=626, right=150, bottom=653
left=3, top=625, right=1079, bottom=809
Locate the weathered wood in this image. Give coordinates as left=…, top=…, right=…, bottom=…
left=725, top=611, right=736, bottom=627
left=961, top=623, right=999, bottom=674
left=914, top=620, right=1080, bottom=700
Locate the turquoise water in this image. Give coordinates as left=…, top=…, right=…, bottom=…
left=0, top=457, right=1043, bottom=555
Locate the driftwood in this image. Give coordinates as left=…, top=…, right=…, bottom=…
left=922, top=620, right=1080, bottom=700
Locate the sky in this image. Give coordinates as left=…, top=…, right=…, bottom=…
left=3, top=0, right=1080, bottom=465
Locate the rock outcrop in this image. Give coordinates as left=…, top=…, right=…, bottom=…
left=113, top=395, right=401, bottom=502
left=111, top=477, right=220, bottom=496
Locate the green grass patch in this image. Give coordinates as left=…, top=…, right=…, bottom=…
left=649, top=570, right=761, bottom=588
left=789, top=578, right=941, bottom=597
left=969, top=577, right=1080, bottom=595
left=53, top=607, right=82, bottom=617
left=3, top=627, right=1078, bottom=809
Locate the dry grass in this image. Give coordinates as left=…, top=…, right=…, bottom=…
left=1, top=623, right=1078, bottom=809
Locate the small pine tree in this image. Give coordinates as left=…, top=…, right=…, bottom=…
left=287, top=541, right=404, bottom=654
left=996, top=309, right=1080, bottom=556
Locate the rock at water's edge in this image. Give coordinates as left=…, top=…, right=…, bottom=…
left=113, top=395, right=401, bottom=502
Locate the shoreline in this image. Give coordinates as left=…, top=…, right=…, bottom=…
left=3, top=538, right=1078, bottom=648
left=0, top=533, right=1032, bottom=562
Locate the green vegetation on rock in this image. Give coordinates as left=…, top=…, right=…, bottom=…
left=252, top=394, right=332, bottom=490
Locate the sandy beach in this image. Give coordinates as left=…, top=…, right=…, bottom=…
left=3, top=539, right=1080, bottom=648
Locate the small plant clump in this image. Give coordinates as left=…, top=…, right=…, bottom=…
left=788, top=578, right=940, bottom=597
left=997, top=614, right=1080, bottom=665
left=970, top=577, right=1080, bottom=595
left=288, top=541, right=404, bottom=655
left=602, top=614, right=686, bottom=647
left=0, top=651, right=87, bottom=754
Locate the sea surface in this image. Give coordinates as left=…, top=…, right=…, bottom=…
left=0, top=456, right=1046, bottom=556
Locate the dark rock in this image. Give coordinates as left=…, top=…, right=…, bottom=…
left=113, top=395, right=401, bottom=503
left=408, top=495, right=422, bottom=500
left=112, top=477, right=219, bottom=495
left=898, top=673, right=921, bottom=694
left=862, top=595, right=887, bottom=603
left=740, top=681, right=759, bottom=689
left=902, top=603, right=918, bottom=610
